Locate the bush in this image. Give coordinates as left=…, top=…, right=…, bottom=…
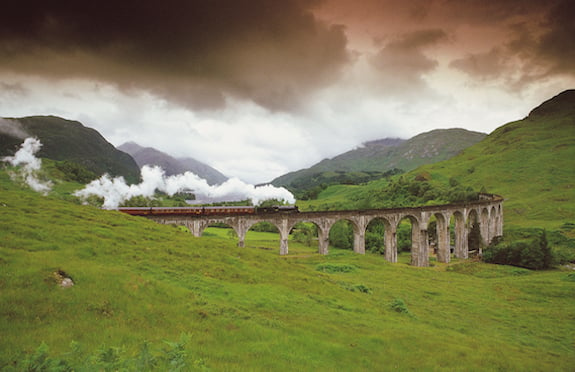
left=483, top=230, right=553, bottom=270
left=315, top=263, right=357, bottom=273
left=389, top=298, right=411, bottom=315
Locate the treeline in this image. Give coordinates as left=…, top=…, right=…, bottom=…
left=293, top=169, right=403, bottom=200
left=353, top=174, right=479, bottom=209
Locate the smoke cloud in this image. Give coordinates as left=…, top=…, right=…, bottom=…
left=2, top=137, right=53, bottom=193
left=74, top=165, right=295, bottom=209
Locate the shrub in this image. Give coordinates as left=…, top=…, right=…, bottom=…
left=483, top=230, right=553, bottom=270
left=389, top=298, right=410, bottom=315
left=315, top=263, right=357, bottom=273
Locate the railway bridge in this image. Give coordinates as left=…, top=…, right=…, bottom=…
left=126, top=194, right=503, bottom=267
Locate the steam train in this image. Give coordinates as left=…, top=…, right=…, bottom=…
left=118, top=205, right=299, bottom=216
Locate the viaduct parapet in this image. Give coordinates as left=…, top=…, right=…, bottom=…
left=132, top=194, right=503, bottom=267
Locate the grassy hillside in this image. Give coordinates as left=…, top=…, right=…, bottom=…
left=1, top=169, right=574, bottom=370
left=299, top=90, right=575, bottom=230
left=413, top=90, right=575, bottom=229
left=0, top=116, right=140, bottom=183
left=272, top=128, right=485, bottom=196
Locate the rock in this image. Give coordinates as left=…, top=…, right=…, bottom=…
left=60, top=278, right=74, bottom=288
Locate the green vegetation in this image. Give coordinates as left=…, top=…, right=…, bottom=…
left=272, top=128, right=486, bottom=197
left=300, top=175, right=479, bottom=212
left=1, top=92, right=574, bottom=370
left=413, top=91, right=575, bottom=230
left=300, top=90, right=575, bottom=232
left=484, top=228, right=573, bottom=269
left=0, top=116, right=140, bottom=183
left=1, top=169, right=574, bottom=370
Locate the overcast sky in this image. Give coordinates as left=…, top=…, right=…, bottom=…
left=1, top=0, right=574, bottom=183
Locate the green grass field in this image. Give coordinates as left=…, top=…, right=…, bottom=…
left=1, top=170, right=574, bottom=371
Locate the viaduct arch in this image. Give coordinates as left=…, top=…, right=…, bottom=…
left=138, top=195, right=503, bottom=267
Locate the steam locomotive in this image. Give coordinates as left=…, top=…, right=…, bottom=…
left=118, top=205, right=299, bottom=216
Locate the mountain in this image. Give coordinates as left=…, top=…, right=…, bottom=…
left=300, top=90, right=575, bottom=229
left=414, top=89, right=575, bottom=228
left=272, top=128, right=486, bottom=196
left=118, top=142, right=228, bottom=185
left=0, top=115, right=140, bottom=183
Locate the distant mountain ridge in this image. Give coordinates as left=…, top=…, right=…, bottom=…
left=0, top=115, right=140, bottom=183
left=118, top=142, right=227, bottom=185
left=272, top=128, right=486, bottom=194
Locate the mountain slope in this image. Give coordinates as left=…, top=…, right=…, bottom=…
left=415, top=89, right=575, bottom=228
left=0, top=116, right=140, bottom=183
left=300, top=90, right=575, bottom=229
left=272, top=128, right=486, bottom=194
left=118, top=142, right=228, bottom=185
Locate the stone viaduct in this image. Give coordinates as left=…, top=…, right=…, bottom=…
left=139, top=194, right=503, bottom=267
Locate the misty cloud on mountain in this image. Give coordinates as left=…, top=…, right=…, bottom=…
left=0, top=118, right=29, bottom=139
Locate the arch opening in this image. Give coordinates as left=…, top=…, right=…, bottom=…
left=429, top=213, right=450, bottom=264
left=328, top=219, right=362, bottom=253
left=203, top=221, right=237, bottom=240
left=467, top=210, right=482, bottom=257
left=450, top=211, right=467, bottom=259
left=289, top=221, right=321, bottom=255
left=398, top=215, right=427, bottom=266
left=328, top=219, right=354, bottom=251
left=245, top=221, right=281, bottom=250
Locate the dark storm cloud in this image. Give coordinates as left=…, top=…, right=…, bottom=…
left=448, top=0, right=575, bottom=86
left=369, top=29, right=447, bottom=93
left=0, top=0, right=350, bottom=111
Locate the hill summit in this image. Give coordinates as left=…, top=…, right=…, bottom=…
left=412, top=89, right=575, bottom=228
left=0, top=116, right=140, bottom=183
left=118, top=142, right=228, bottom=185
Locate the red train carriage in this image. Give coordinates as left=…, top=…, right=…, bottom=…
left=118, top=205, right=298, bottom=217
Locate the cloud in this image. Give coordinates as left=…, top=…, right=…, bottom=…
left=448, top=0, right=575, bottom=88
left=1, top=137, right=53, bottom=193
left=449, top=47, right=508, bottom=81
left=74, top=165, right=295, bottom=209
left=533, top=0, right=575, bottom=77
left=368, top=29, right=447, bottom=93
left=0, top=117, right=29, bottom=139
left=0, top=0, right=350, bottom=112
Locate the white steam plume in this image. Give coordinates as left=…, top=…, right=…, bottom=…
left=74, top=165, right=295, bottom=209
left=2, top=137, right=53, bottom=194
